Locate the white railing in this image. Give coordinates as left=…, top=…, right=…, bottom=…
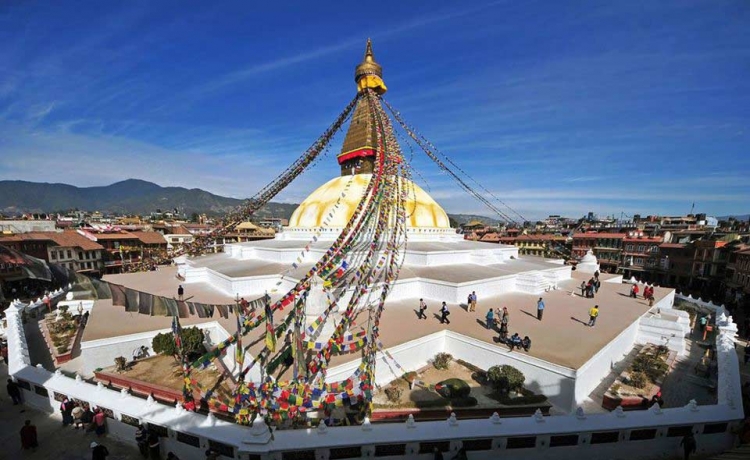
left=4, top=294, right=744, bottom=460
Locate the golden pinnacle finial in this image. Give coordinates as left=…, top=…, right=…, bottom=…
left=355, top=39, right=383, bottom=83
left=364, top=38, right=374, bottom=62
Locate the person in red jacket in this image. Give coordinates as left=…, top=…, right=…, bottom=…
left=20, top=420, right=38, bottom=450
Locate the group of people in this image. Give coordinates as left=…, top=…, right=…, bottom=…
left=135, top=423, right=184, bottom=459
left=60, top=397, right=107, bottom=436
left=419, top=295, right=538, bottom=353
left=630, top=283, right=657, bottom=306
left=484, top=306, right=532, bottom=352
left=580, top=276, right=601, bottom=298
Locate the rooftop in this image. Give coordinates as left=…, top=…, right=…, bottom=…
left=1, top=231, right=105, bottom=251
left=90, top=267, right=659, bottom=371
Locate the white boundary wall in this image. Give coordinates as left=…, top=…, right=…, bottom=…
left=5, top=294, right=744, bottom=460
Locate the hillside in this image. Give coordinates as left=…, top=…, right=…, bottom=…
left=0, top=179, right=246, bottom=216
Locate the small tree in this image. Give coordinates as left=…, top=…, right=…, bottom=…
left=151, top=327, right=205, bottom=360
left=152, top=332, right=178, bottom=357
left=628, top=371, right=648, bottom=389
left=433, top=352, right=453, bottom=370
left=182, top=327, right=206, bottom=359
left=114, top=356, right=128, bottom=373
left=487, top=365, right=525, bottom=394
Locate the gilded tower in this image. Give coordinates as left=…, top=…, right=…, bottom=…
left=337, top=39, right=388, bottom=176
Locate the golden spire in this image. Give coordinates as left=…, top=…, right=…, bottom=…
left=355, top=39, right=387, bottom=94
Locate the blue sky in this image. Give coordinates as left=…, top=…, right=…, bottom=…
left=0, top=1, right=748, bottom=220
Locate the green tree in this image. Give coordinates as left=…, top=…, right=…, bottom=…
left=152, top=332, right=177, bottom=357
left=151, top=327, right=206, bottom=360
left=487, top=365, right=525, bottom=394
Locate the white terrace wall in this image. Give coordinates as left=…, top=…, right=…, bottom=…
left=5, top=295, right=744, bottom=460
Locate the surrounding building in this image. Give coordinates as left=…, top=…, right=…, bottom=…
left=571, top=233, right=625, bottom=273
left=0, top=231, right=105, bottom=274
left=620, top=232, right=662, bottom=281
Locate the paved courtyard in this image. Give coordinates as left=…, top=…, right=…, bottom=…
left=87, top=267, right=659, bottom=373
left=0, top=363, right=140, bottom=460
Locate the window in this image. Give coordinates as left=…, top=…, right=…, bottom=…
left=50, top=251, right=56, bottom=260
left=506, top=436, right=536, bottom=449
left=550, top=435, right=579, bottom=447
left=637, top=245, right=645, bottom=252
left=590, top=431, right=620, bottom=444
left=626, top=244, right=634, bottom=251
left=66, top=250, right=72, bottom=259
left=78, top=252, right=83, bottom=260
left=629, top=429, right=657, bottom=441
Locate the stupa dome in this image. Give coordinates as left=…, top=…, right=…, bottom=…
left=288, top=174, right=450, bottom=229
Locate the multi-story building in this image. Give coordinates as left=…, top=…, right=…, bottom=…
left=81, top=230, right=168, bottom=273
left=690, top=240, right=729, bottom=293
left=655, top=243, right=694, bottom=289
left=572, top=233, right=625, bottom=273
left=512, top=234, right=567, bottom=257
left=222, top=222, right=276, bottom=245
left=0, top=231, right=105, bottom=274
left=731, top=248, right=750, bottom=295
left=620, top=232, right=662, bottom=281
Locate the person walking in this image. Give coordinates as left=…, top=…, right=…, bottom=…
left=417, top=299, right=427, bottom=320
left=469, top=291, right=477, bottom=312
left=7, top=378, right=22, bottom=405
left=60, top=397, right=74, bottom=426
left=594, top=278, right=601, bottom=294
left=72, top=405, right=85, bottom=429
left=148, top=431, right=161, bottom=460
left=440, top=302, right=451, bottom=325
left=20, top=420, right=38, bottom=450
left=485, top=308, right=494, bottom=330
left=91, top=441, right=110, bottom=460
left=580, top=281, right=586, bottom=297
left=588, top=305, right=599, bottom=327
left=536, top=298, right=545, bottom=321
left=630, top=284, right=639, bottom=298
left=680, top=433, right=697, bottom=460
left=177, top=285, right=184, bottom=301
left=135, top=424, right=149, bottom=458
left=93, top=408, right=107, bottom=436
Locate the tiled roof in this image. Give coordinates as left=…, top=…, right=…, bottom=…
left=168, top=225, right=191, bottom=235
left=659, top=243, right=686, bottom=249
left=623, top=237, right=662, bottom=243
left=18, top=231, right=104, bottom=251
left=573, top=233, right=626, bottom=239
left=131, top=231, right=168, bottom=245
left=92, top=233, right=139, bottom=240
left=516, top=234, right=567, bottom=241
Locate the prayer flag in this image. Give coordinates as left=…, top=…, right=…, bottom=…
left=172, top=316, right=183, bottom=351
left=265, top=298, right=276, bottom=352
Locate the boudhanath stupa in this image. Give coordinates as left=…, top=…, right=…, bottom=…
left=75, top=42, right=681, bottom=414
left=180, top=41, right=570, bottom=306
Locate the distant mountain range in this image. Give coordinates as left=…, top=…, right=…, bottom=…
left=717, top=214, right=750, bottom=221
left=0, top=179, right=497, bottom=225
left=0, top=179, right=249, bottom=216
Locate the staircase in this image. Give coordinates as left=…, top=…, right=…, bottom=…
left=516, top=271, right=552, bottom=295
